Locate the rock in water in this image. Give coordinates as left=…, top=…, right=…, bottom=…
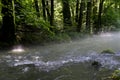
left=91, top=61, right=102, bottom=70
left=101, top=49, right=115, bottom=54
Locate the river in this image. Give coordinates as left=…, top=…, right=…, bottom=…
left=0, top=32, right=120, bottom=80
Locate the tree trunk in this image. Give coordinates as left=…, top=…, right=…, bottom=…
left=70, top=5, right=75, bottom=24
left=1, top=0, right=16, bottom=44
left=77, top=0, right=85, bottom=32
left=46, top=0, right=51, bottom=22
left=75, top=0, right=79, bottom=23
left=62, top=0, right=72, bottom=26
left=96, top=0, right=105, bottom=33
left=114, top=0, right=118, bottom=11
left=42, top=0, right=46, bottom=20
left=92, top=0, right=98, bottom=34
left=50, top=0, right=54, bottom=26
left=86, top=0, right=92, bottom=33
left=34, top=0, right=40, bottom=17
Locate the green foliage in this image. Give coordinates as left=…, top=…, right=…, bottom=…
left=1, top=0, right=120, bottom=45
left=101, top=3, right=120, bottom=31
left=67, top=32, right=84, bottom=40
left=15, top=0, right=37, bottom=25
left=50, top=33, right=71, bottom=42
left=103, top=70, right=120, bottom=80
left=20, top=20, right=55, bottom=44
left=111, top=70, right=120, bottom=80
left=102, top=8, right=118, bottom=26
left=14, top=0, right=59, bottom=44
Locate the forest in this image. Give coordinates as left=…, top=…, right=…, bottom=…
left=0, top=0, right=120, bottom=80
left=0, top=0, right=120, bottom=46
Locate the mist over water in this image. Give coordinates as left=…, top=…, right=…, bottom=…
left=0, top=32, right=120, bottom=80
left=2, top=32, right=120, bottom=66
left=5, top=33, right=120, bottom=66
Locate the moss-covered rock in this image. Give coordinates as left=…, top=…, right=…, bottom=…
left=101, top=49, right=115, bottom=54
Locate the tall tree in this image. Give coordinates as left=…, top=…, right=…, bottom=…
left=46, top=0, right=51, bottom=22
left=86, top=0, right=92, bottom=33
left=75, top=0, right=79, bottom=23
left=0, top=0, right=16, bottom=44
left=77, top=0, right=85, bottom=32
left=62, top=0, right=72, bottom=26
left=34, top=0, right=40, bottom=17
left=96, top=0, right=105, bottom=33
left=92, top=0, right=99, bottom=33
left=50, top=0, right=54, bottom=26
left=42, top=0, right=46, bottom=20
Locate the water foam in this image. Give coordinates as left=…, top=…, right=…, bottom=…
left=2, top=52, right=119, bottom=71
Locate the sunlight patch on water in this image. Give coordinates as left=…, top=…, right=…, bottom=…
left=9, top=45, right=25, bottom=53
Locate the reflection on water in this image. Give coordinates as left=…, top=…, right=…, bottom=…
left=0, top=32, right=120, bottom=80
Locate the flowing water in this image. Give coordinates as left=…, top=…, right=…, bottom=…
left=0, top=32, right=120, bottom=80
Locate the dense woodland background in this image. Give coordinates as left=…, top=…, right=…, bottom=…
left=0, top=0, right=120, bottom=46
